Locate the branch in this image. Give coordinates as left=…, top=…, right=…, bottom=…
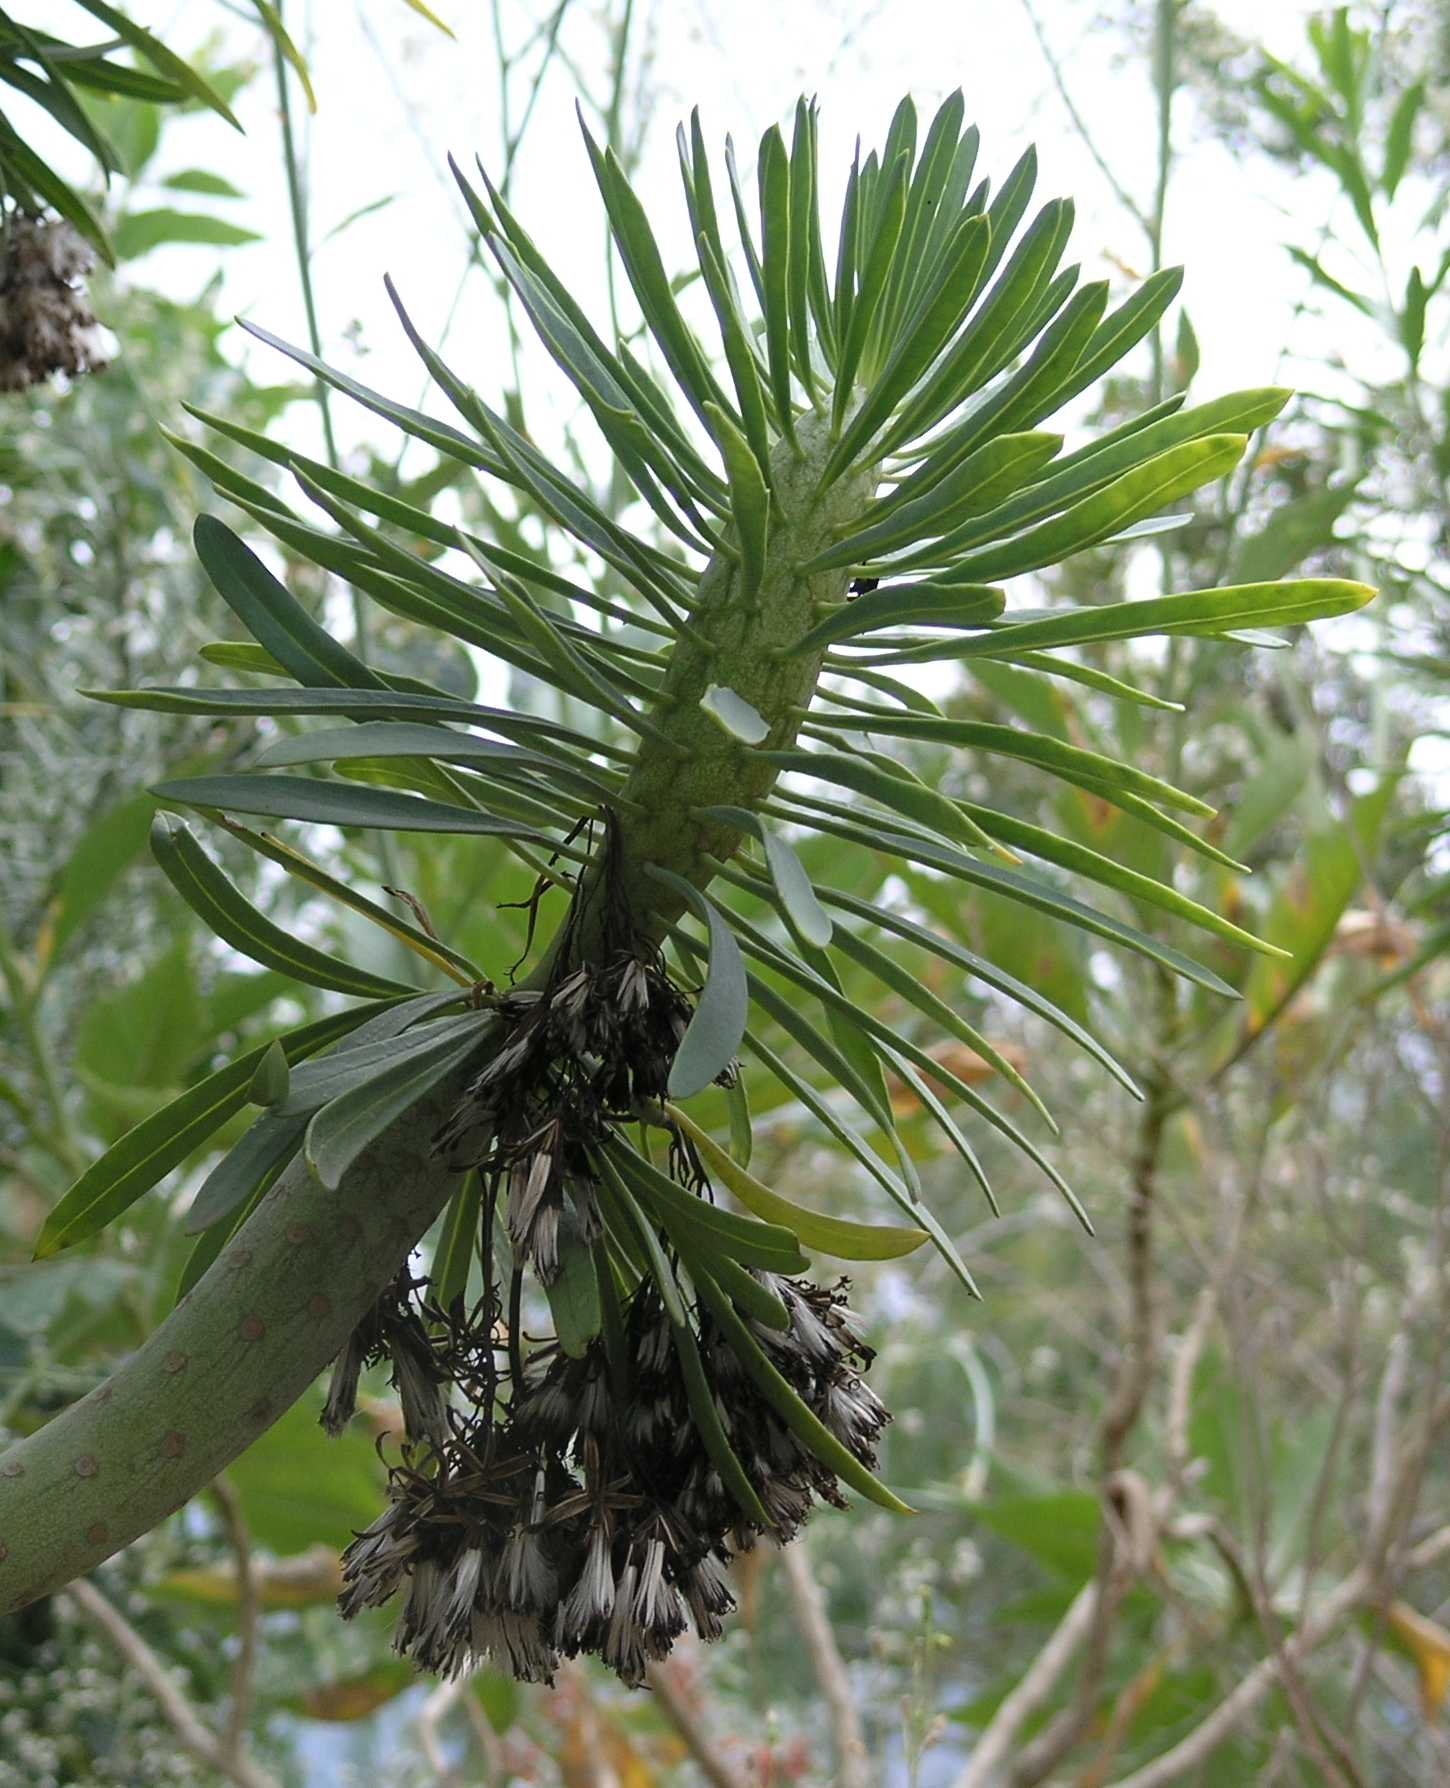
left=949, top=1580, right=1099, bottom=1788
left=0, top=1072, right=468, bottom=1613
left=209, top=1476, right=259, bottom=1766
left=645, top=1656, right=750, bottom=1788
left=778, top=1538, right=871, bottom=1788
left=64, top=1576, right=282, bottom=1788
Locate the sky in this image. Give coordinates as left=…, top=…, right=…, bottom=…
left=42, top=0, right=1351, bottom=459
left=37, top=0, right=1445, bottom=805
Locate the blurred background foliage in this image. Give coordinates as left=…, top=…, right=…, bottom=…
left=1, top=1, right=1447, bottom=1785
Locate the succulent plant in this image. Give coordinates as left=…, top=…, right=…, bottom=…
left=1, top=92, right=1372, bottom=1674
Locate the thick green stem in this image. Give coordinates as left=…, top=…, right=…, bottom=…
left=0, top=413, right=873, bottom=1611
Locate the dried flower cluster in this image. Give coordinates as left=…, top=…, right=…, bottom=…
left=321, top=833, right=889, bottom=1684
left=0, top=214, right=109, bottom=392
left=332, top=1268, right=887, bottom=1685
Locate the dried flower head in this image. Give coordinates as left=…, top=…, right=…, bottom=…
left=0, top=213, right=109, bottom=391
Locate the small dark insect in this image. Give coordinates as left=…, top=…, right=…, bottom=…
left=848, top=576, right=879, bottom=597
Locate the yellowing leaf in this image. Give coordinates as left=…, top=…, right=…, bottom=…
left=1387, top=1601, right=1450, bottom=1722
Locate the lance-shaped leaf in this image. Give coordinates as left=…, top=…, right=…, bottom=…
left=305, top=1015, right=491, bottom=1190
left=579, top=116, right=733, bottom=433
left=790, top=582, right=1005, bottom=655
left=73, top=0, right=241, bottom=126
left=32, top=1006, right=386, bottom=1257
left=431, top=1172, right=483, bottom=1310
left=152, top=774, right=548, bottom=840
left=193, top=514, right=383, bottom=691
left=940, top=578, right=1378, bottom=660
left=760, top=745, right=1005, bottom=851
left=151, top=815, right=416, bottom=999
left=912, top=434, right=1248, bottom=584
left=814, top=432, right=1063, bottom=568
left=797, top=714, right=1210, bottom=817
left=649, top=869, right=749, bottom=1098
left=184, top=1111, right=307, bottom=1235
left=669, top=1316, right=771, bottom=1526
left=610, top=1140, right=808, bottom=1274
left=254, top=721, right=625, bottom=811
left=831, top=149, right=910, bottom=428
left=705, top=402, right=769, bottom=596
left=696, top=805, right=832, bottom=946
left=768, top=800, right=1239, bottom=997
left=756, top=124, right=799, bottom=431
left=668, top=1104, right=927, bottom=1260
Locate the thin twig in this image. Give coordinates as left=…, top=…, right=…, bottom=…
left=418, top=1675, right=472, bottom=1788
left=64, top=1577, right=282, bottom=1788
left=208, top=1476, right=260, bottom=1767
left=777, top=1539, right=870, bottom=1788
left=1015, top=0, right=1150, bottom=234
left=950, top=1580, right=1099, bottom=1788
left=645, top=1657, right=749, bottom=1788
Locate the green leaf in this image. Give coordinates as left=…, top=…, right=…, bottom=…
left=669, top=1317, right=771, bottom=1526
left=228, top=1398, right=386, bottom=1556
left=150, top=813, right=416, bottom=999
left=692, top=1270, right=913, bottom=1515
left=1383, top=79, right=1424, bottom=197
left=193, top=515, right=383, bottom=690
left=184, top=1111, right=305, bottom=1235
left=1231, top=487, right=1356, bottom=583
left=611, top=1143, right=808, bottom=1275
left=761, top=747, right=992, bottom=852
left=430, top=1173, right=483, bottom=1308
left=705, top=402, right=769, bottom=595
left=921, top=434, right=1248, bottom=585
left=162, top=168, right=246, bottom=197
left=251, top=0, right=317, bottom=109
left=697, top=806, right=831, bottom=947
left=248, top=1040, right=291, bottom=1108
left=215, top=819, right=481, bottom=986
left=667, top=1104, right=927, bottom=1260
left=648, top=871, right=749, bottom=1098
left=757, top=123, right=799, bottom=435
left=543, top=1218, right=603, bottom=1357
left=39, top=791, right=155, bottom=971
left=0, top=112, right=113, bottom=263
left=72, top=0, right=242, bottom=127
left=34, top=1007, right=385, bottom=1257
left=151, top=774, right=546, bottom=841
left=771, top=805, right=1240, bottom=997
left=304, top=1017, right=486, bottom=1190
left=791, top=583, right=1006, bottom=655
left=935, top=578, right=1377, bottom=660
left=113, top=209, right=261, bottom=259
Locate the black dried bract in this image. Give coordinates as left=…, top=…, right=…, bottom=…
left=335, top=1271, right=889, bottom=1686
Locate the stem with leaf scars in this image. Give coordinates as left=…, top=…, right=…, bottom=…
left=0, top=417, right=873, bottom=1614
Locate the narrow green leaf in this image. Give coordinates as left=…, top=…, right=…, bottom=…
left=705, top=401, right=769, bottom=595
left=184, top=1111, right=305, bottom=1235
left=696, top=806, right=832, bottom=946
left=304, top=1018, right=485, bottom=1190
left=760, top=747, right=999, bottom=850
left=33, top=1006, right=385, bottom=1257
left=151, top=774, right=547, bottom=841
left=648, top=871, right=749, bottom=1098
left=431, top=1173, right=483, bottom=1309
left=248, top=1040, right=291, bottom=1108
left=544, top=1219, right=603, bottom=1357
left=669, top=1316, right=772, bottom=1526
left=150, top=814, right=415, bottom=999
left=937, top=578, right=1378, bottom=660
left=73, top=0, right=242, bottom=127
left=790, top=583, right=1005, bottom=655
left=668, top=1104, right=928, bottom=1261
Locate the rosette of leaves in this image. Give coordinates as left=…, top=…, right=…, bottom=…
left=3, top=93, right=1374, bottom=1663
